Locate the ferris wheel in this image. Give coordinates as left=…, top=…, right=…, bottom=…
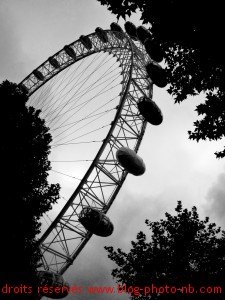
left=19, top=22, right=166, bottom=299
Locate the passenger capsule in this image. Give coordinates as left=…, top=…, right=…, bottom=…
left=144, top=38, right=164, bottom=62
left=49, top=56, right=60, bottom=69
left=138, top=97, right=163, bottom=125
left=110, top=22, right=124, bottom=40
left=79, top=207, right=114, bottom=237
left=136, top=26, right=152, bottom=44
left=116, top=147, right=146, bottom=176
left=124, top=21, right=138, bottom=40
left=33, top=69, right=44, bottom=81
left=95, top=27, right=108, bottom=43
left=64, top=45, right=76, bottom=59
left=37, top=271, right=69, bottom=299
left=80, top=35, right=92, bottom=50
left=146, top=62, right=167, bottom=88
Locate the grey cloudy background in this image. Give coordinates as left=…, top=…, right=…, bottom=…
left=1, top=1, right=225, bottom=299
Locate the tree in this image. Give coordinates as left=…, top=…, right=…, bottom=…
left=97, top=0, right=225, bottom=158
left=0, top=80, right=60, bottom=299
left=105, top=201, right=225, bottom=299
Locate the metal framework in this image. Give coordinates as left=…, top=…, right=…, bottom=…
left=19, top=28, right=153, bottom=275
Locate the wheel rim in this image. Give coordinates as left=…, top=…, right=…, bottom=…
left=19, top=28, right=152, bottom=274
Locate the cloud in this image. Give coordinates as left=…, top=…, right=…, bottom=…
left=204, top=171, right=225, bottom=228
left=0, top=3, right=29, bottom=83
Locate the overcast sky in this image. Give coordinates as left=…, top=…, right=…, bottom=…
left=1, top=1, right=225, bottom=300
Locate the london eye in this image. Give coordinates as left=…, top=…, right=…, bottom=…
left=19, top=21, right=166, bottom=299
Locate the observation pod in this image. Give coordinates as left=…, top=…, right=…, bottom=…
left=136, top=26, right=152, bottom=44
left=64, top=45, right=76, bottom=60
left=33, top=69, right=44, bottom=81
left=110, top=22, right=124, bottom=40
left=138, top=97, right=163, bottom=125
left=49, top=56, right=60, bottom=69
left=116, top=147, right=146, bottom=176
left=95, top=27, right=108, bottom=43
left=80, top=35, right=92, bottom=50
left=144, top=38, right=164, bottom=63
left=79, top=207, right=114, bottom=237
left=124, top=21, right=138, bottom=40
left=37, top=271, right=69, bottom=299
left=146, top=62, right=167, bottom=88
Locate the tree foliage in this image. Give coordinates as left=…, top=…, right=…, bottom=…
left=105, top=201, right=225, bottom=299
left=0, top=80, right=60, bottom=299
left=97, top=0, right=225, bottom=158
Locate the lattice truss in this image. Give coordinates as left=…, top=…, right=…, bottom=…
left=20, top=29, right=153, bottom=274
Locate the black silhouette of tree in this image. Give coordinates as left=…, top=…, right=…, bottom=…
left=105, top=201, right=225, bottom=299
left=0, top=80, right=60, bottom=299
left=97, top=0, right=225, bottom=158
